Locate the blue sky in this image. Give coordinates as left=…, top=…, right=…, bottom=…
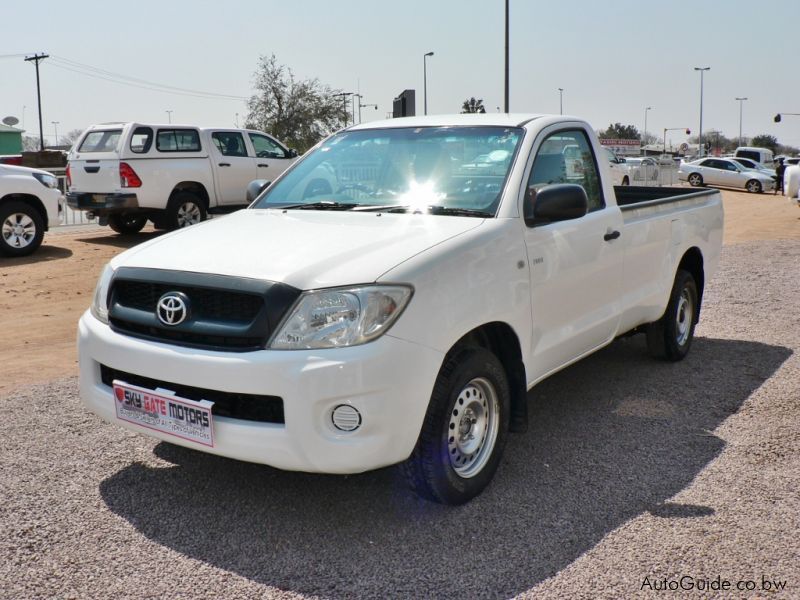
left=3, top=0, right=800, bottom=147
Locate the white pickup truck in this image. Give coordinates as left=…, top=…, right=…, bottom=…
left=78, top=114, right=723, bottom=505
left=66, top=123, right=298, bottom=233
left=0, top=163, right=62, bottom=256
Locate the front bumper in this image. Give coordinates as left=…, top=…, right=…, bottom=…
left=78, top=311, right=444, bottom=474
left=66, top=192, right=139, bottom=212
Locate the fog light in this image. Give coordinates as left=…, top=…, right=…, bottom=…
left=331, top=404, right=361, bottom=432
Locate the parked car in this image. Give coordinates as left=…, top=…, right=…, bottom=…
left=678, top=157, right=775, bottom=193
left=728, top=156, right=776, bottom=177
left=66, top=123, right=299, bottom=233
left=783, top=157, right=800, bottom=167
left=622, top=156, right=659, bottom=182
left=0, top=163, right=62, bottom=257
left=604, top=148, right=629, bottom=185
left=79, top=113, right=723, bottom=505
left=735, top=146, right=774, bottom=167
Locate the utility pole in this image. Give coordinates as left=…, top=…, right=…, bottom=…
left=165, top=110, right=173, bottom=124
left=504, top=0, right=509, bottom=113
left=24, top=53, right=49, bottom=152
left=735, top=97, right=748, bottom=146
left=694, top=67, right=710, bottom=157
left=333, top=92, right=353, bottom=127
left=51, top=121, right=59, bottom=147
left=558, top=88, right=563, bottom=115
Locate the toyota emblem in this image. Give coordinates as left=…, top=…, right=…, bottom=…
left=156, top=292, right=190, bottom=326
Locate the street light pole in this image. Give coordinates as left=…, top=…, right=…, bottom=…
left=51, top=121, right=59, bottom=147
left=643, top=106, right=652, bottom=153
left=694, top=67, right=710, bottom=156
left=735, top=97, right=748, bottom=146
left=504, top=0, right=509, bottom=113
left=165, top=110, right=173, bottom=124
left=558, top=88, right=563, bottom=115
left=333, top=92, right=353, bottom=127
left=423, top=52, right=434, bottom=115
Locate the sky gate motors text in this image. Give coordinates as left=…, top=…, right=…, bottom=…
left=119, top=388, right=210, bottom=427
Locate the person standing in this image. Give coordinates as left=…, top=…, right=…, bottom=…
left=774, top=158, right=786, bottom=195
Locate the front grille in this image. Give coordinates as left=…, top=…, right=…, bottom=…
left=106, top=267, right=302, bottom=352
left=114, top=280, right=262, bottom=324
left=100, top=364, right=285, bottom=424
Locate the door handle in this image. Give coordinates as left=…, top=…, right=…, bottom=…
left=604, top=230, right=621, bottom=241
left=218, top=162, right=231, bottom=167
left=257, top=163, right=269, bottom=168
left=84, top=166, right=100, bottom=173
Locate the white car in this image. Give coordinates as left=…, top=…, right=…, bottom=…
left=621, top=157, right=660, bottom=183
left=678, top=157, right=775, bottom=193
left=79, top=113, right=723, bottom=505
left=728, top=156, right=776, bottom=177
left=0, top=163, right=62, bottom=257
left=604, top=148, right=629, bottom=186
left=66, top=123, right=298, bottom=233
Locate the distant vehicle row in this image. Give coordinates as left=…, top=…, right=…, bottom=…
left=678, top=157, right=775, bottom=193
left=66, top=123, right=298, bottom=233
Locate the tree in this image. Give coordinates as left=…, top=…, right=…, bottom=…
left=244, top=55, right=345, bottom=152
left=460, top=97, right=486, bottom=113
left=21, top=136, right=41, bottom=152
left=750, top=134, right=779, bottom=153
left=598, top=123, right=639, bottom=140
left=60, top=128, right=85, bottom=146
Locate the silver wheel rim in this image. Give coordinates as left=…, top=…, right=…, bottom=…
left=2, top=213, right=36, bottom=249
left=747, top=181, right=759, bottom=193
left=176, top=203, right=202, bottom=227
left=689, top=174, right=700, bottom=186
left=675, top=288, right=694, bottom=346
left=447, top=377, right=499, bottom=479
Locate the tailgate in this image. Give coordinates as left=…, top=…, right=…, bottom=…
left=68, top=128, right=123, bottom=193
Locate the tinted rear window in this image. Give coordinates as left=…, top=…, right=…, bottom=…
left=130, top=127, right=153, bottom=153
left=156, top=129, right=201, bottom=152
left=78, top=129, right=122, bottom=153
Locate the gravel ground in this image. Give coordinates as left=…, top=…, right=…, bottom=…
left=1, top=240, right=798, bottom=599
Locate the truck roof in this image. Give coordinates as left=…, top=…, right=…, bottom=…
left=347, top=113, right=549, bottom=130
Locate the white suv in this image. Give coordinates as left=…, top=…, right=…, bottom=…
left=66, top=123, right=298, bottom=233
left=0, top=164, right=61, bottom=257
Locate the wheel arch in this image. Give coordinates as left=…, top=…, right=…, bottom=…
left=677, top=246, right=704, bottom=314
left=447, top=321, right=528, bottom=433
left=170, top=182, right=209, bottom=209
left=0, top=193, right=49, bottom=229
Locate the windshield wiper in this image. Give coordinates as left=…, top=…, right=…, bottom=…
left=354, top=204, right=492, bottom=217
left=277, top=201, right=360, bottom=210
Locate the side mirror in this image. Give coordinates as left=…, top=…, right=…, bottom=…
left=287, top=148, right=299, bottom=158
left=524, top=183, right=588, bottom=227
left=246, top=179, right=271, bottom=203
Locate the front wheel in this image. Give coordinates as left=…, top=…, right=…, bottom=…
left=401, top=348, right=510, bottom=505
left=107, top=213, right=147, bottom=234
left=0, top=201, right=45, bottom=257
left=688, top=173, right=703, bottom=187
left=745, top=179, right=762, bottom=194
left=646, top=269, right=698, bottom=361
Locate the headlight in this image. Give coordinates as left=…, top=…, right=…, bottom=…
left=270, top=285, right=413, bottom=349
left=32, top=172, right=58, bottom=189
left=90, top=264, right=115, bottom=324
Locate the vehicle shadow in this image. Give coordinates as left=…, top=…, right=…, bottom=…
left=99, top=336, right=791, bottom=599
left=74, top=230, right=164, bottom=249
left=0, top=245, right=73, bottom=266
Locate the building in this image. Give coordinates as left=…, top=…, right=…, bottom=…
left=0, top=124, right=24, bottom=154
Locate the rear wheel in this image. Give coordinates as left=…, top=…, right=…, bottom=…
left=646, top=269, right=698, bottom=361
left=688, top=173, right=703, bottom=187
left=0, top=201, right=45, bottom=257
left=165, top=192, right=206, bottom=231
left=401, top=348, right=510, bottom=505
left=107, top=213, right=147, bottom=234
left=745, top=179, right=762, bottom=194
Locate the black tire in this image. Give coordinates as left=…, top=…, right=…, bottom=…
left=621, top=176, right=630, bottom=186
left=107, top=213, right=147, bottom=234
left=164, top=191, right=207, bottom=231
left=0, top=200, right=45, bottom=257
left=745, top=179, right=762, bottom=194
left=687, top=173, right=703, bottom=187
left=646, top=269, right=698, bottom=361
left=401, top=347, right=510, bottom=505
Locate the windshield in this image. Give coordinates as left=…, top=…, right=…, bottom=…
left=253, top=126, right=523, bottom=216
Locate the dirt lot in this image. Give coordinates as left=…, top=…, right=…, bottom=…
left=2, top=189, right=796, bottom=397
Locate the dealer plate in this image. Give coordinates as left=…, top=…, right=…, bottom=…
left=112, top=380, right=215, bottom=447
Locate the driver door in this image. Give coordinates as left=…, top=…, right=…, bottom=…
left=248, top=132, right=296, bottom=183
left=210, top=130, right=256, bottom=205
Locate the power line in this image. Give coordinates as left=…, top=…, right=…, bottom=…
left=47, top=54, right=247, bottom=101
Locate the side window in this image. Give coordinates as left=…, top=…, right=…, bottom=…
left=249, top=133, right=286, bottom=159
left=129, top=127, right=153, bottom=154
left=211, top=132, right=248, bottom=157
left=156, top=129, right=201, bottom=152
left=528, top=129, right=603, bottom=212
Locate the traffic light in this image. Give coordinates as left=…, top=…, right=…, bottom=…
left=774, top=114, right=782, bottom=123
left=686, top=129, right=691, bottom=135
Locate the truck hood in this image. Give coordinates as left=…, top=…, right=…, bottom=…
left=113, top=209, right=484, bottom=289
